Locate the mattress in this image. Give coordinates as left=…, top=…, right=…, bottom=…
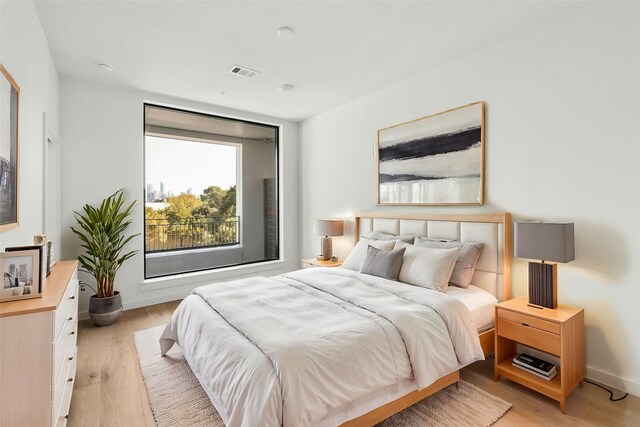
left=445, top=284, right=498, bottom=332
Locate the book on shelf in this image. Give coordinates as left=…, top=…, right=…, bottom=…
left=513, top=353, right=556, bottom=375
left=512, top=362, right=558, bottom=381
left=513, top=358, right=557, bottom=376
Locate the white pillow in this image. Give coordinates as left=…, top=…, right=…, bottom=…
left=362, top=230, right=415, bottom=244
left=414, top=239, right=484, bottom=288
left=342, top=237, right=396, bottom=271
left=393, top=241, right=460, bottom=292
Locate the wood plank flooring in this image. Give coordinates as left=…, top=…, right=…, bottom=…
left=69, top=301, right=639, bottom=426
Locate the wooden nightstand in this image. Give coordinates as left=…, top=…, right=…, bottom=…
left=301, top=258, right=343, bottom=268
left=494, top=296, right=585, bottom=413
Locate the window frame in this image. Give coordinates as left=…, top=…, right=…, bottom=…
left=142, top=102, right=281, bottom=280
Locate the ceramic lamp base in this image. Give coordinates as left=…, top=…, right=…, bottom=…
left=321, top=236, right=333, bottom=260
left=528, top=262, right=558, bottom=309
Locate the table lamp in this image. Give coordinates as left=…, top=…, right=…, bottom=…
left=514, top=221, right=575, bottom=309
left=314, top=219, right=344, bottom=260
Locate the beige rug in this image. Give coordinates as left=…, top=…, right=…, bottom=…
left=135, top=326, right=511, bottom=427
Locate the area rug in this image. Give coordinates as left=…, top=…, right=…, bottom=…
left=135, top=326, right=511, bottom=427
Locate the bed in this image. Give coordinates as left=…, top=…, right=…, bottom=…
left=160, top=212, right=512, bottom=426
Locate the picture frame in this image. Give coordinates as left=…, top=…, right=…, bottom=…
left=0, top=64, right=20, bottom=231
left=5, top=244, right=47, bottom=287
left=0, top=249, right=41, bottom=302
left=377, top=101, right=485, bottom=206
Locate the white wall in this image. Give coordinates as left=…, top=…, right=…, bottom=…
left=300, top=3, right=640, bottom=394
left=0, top=1, right=60, bottom=249
left=59, top=78, right=299, bottom=317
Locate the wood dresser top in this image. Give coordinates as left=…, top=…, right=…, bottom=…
left=0, top=260, right=78, bottom=318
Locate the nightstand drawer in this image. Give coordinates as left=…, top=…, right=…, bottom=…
left=497, top=318, right=561, bottom=355
left=498, top=309, right=560, bottom=334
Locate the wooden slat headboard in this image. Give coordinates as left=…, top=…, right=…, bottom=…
left=354, top=212, right=512, bottom=301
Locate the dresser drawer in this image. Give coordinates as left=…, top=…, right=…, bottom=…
left=52, top=344, right=77, bottom=414
left=498, top=308, right=560, bottom=334
left=53, top=347, right=76, bottom=427
left=54, top=279, right=78, bottom=341
left=497, top=318, right=561, bottom=355
left=52, top=314, right=77, bottom=387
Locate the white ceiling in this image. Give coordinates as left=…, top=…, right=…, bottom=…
left=34, top=1, right=581, bottom=121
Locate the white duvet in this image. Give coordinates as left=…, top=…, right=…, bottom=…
left=160, top=267, right=484, bottom=427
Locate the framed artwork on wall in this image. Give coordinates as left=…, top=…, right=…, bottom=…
left=0, top=65, right=20, bottom=231
left=377, top=101, right=485, bottom=206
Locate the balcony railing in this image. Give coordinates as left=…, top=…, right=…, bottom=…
left=145, top=217, right=240, bottom=253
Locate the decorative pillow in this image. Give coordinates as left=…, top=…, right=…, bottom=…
left=414, top=239, right=484, bottom=288
left=415, top=236, right=456, bottom=243
left=342, top=237, right=396, bottom=271
left=363, top=230, right=415, bottom=244
left=360, top=245, right=406, bottom=281
left=393, top=241, right=459, bottom=292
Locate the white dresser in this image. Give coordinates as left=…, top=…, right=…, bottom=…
left=0, top=261, right=79, bottom=427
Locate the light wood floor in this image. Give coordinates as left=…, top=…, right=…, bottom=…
left=69, top=301, right=640, bottom=427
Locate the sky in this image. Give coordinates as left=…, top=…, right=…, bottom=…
left=145, top=136, right=237, bottom=197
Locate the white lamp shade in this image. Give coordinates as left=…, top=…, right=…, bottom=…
left=314, top=219, right=344, bottom=237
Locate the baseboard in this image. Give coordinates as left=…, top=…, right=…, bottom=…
left=586, top=366, right=640, bottom=397
left=77, top=290, right=189, bottom=323
left=122, top=288, right=191, bottom=311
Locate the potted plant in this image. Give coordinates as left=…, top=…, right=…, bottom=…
left=70, top=189, right=139, bottom=326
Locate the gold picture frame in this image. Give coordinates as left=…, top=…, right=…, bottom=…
left=0, top=65, right=20, bottom=231
left=377, top=101, right=485, bottom=206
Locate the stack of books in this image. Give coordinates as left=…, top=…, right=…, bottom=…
left=512, top=353, right=557, bottom=381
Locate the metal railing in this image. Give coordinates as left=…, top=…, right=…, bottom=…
left=145, top=217, right=240, bottom=253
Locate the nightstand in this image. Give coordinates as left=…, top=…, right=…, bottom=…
left=301, top=258, right=343, bottom=268
left=494, top=296, right=585, bottom=413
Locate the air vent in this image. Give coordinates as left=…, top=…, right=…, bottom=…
left=229, top=65, right=260, bottom=78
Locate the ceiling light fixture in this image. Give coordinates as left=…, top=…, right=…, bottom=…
left=97, top=63, right=113, bottom=72
left=278, top=84, right=294, bottom=92
left=277, top=26, right=295, bottom=38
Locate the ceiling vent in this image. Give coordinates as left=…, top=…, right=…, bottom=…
left=229, top=65, right=260, bottom=78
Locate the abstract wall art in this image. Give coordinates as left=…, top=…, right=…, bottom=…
left=377, top=101, right=484, bottom=205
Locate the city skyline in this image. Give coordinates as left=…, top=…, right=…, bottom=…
left=145, top=135, right=237, bottom=199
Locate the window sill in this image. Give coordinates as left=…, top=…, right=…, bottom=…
left=140, top=259, right=286, bottom=292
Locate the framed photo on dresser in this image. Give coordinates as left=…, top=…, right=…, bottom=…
left=0, top=249, right=41, bottom=302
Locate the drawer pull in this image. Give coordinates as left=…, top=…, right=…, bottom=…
left=67, top=378, right=73, bottom=382
left=68, top=316, right=73, bottom=321
left=70, top=295, right=76, bottom=300
left=70, top=331, right=76, bottom=335
left=65, top=415, right=69, bottom=419
left=69, top=356, right=74, bottom=361
left=522, top=323, right=530, bottom=327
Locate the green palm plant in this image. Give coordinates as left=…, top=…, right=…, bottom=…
left=70, top=189, right=139, bottom=298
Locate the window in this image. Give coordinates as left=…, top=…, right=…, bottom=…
left=143, top=104, right=279, bottom=279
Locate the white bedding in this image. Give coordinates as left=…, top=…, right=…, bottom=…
left=445, top=284, right=498, bottom=332
left=160, top=267, right=484, bottom=427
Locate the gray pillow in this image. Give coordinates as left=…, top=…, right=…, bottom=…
left=414, top=239, right=484, bottom=288
left=360, top=245, right=406, bottom=281
left=342, top=237, right=396, bottom=271
left=363, top=230, right=415, bottom=244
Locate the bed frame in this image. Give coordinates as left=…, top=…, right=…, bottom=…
left=342, top=212, right=512, bottom=426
